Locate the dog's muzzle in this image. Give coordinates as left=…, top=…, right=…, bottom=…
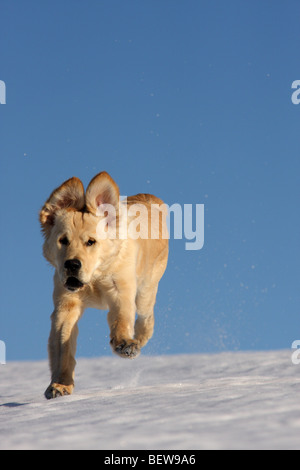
left=64, top=259, right=84, bottom=291
left=65, top=276, right=84, bottom=291
left=64, top=258, right=82, bottom=274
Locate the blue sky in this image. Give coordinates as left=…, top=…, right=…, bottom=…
left=0, top=0, right=299, bottom=360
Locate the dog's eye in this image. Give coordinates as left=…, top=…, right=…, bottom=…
left=59, top=236, right=69, bottom=246
left=86, top=238, right=96, bottom=247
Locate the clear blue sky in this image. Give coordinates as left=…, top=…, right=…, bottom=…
left=0, top=0, right=299, bottom=360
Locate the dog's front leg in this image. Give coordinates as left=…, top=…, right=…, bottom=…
left=107, top=279, right=140, bottom=359
left=45, top=299, right=83, bottom=399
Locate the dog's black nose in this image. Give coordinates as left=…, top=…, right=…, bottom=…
left=64, top=259, right=82, bottom=273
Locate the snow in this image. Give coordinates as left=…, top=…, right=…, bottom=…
left=0, top=350, right=299, bottom=450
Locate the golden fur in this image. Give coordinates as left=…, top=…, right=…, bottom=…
left=40, top=172, right=168, bottom=399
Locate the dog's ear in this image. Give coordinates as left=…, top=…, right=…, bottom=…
left=85, top=172, right=120, bottom=215
left=39, top=177, right=85, bottom=234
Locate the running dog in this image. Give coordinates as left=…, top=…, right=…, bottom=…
left=40, top=171, right=168, bottom=399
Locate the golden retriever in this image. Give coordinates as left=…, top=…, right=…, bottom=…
left=40, top=172, right=168, bottom=399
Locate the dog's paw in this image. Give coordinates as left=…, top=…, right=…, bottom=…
left=110, top=338, right=141, bottom=359
left=45, top=383, right=74, bottom=400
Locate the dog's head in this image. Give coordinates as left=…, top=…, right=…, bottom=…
left=40, top=172, right=120, bottom=292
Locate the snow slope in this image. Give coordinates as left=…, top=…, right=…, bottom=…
left=0, top=350, right=299, bottom=450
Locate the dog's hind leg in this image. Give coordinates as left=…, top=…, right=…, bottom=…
left=134, top=282, right=158, bottom=348
left=134, top=248, right=168, bottom=349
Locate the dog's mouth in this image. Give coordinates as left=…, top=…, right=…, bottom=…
left=65, top=277, right=84, bottom=292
